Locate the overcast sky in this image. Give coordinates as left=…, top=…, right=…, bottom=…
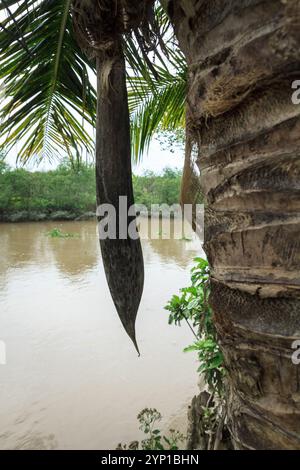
left=5, top=137, right=184, bottom=175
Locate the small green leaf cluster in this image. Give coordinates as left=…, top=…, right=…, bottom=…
left=117, top=408, right=185, bottom=451
left=46, top=228, right=78, bottom=239
left=165, top=258, right=224, bottom=394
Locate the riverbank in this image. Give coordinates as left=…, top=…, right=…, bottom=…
left=0, top=210, right=96, bottom=223
left=0, top=209, right=185, bottom=223
left=0, top=161, right=192, bottom=224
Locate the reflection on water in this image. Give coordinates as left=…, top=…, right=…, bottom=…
left=0, top=222, right=99, bottom=280
left=0, top=220, right=204, bottom=449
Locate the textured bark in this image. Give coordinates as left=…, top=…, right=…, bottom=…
left=167, top=0, right=300, bottom=449
left=96, top=53, right=144, bottom=354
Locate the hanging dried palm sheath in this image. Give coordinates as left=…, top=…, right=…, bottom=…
left=72, top=0, right=158, bottom=353
left=96, top=49, right=144, bottom=355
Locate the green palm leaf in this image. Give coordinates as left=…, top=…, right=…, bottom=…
left=128, top=52, right=187, bottom=161
left=0, top=0, right=186, bottom=164
left=0, top=0, right=96, bottom=163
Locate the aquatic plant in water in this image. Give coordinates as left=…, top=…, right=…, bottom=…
left=46, top=228, right=79, bottom=239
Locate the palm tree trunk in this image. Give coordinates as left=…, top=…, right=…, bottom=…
left=167, top=0, right=300, bottom=449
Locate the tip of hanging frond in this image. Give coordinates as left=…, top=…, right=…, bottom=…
left=125, top=323, right=141, bottom=357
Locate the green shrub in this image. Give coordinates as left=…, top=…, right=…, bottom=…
left=0, top=163, right=189, bottom=219
left=117, top=408, right=185, bottom=451
left=165, top=258, right=224, bottom=395
left=165, top=259, right=230, bottom=450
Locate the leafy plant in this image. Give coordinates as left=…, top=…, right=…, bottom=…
left=156, top=128, right=185, bottom=154
left=46, top=227, right=78, bottom=239
left=165, top=259, right=230, bottom=450
left=165, top=258, right=224, bottom=395
left=117, top=408, right=185, bottom=451
left=132, top=168, right=183, bottom=209
left=0, top=152, right=9, bottom=175
left=0, top=164, right=184, bottom=220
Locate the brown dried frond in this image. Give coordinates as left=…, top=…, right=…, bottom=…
left=202, top=69, right=267, bottom=118
left=72, top=0, right=157, bottom=57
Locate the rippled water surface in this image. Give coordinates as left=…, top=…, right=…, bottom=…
left=0, top=219, right=204, bottom=449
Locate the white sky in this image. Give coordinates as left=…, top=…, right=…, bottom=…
left=6, top=138, right=184, bottom=175
left=135, top=140, right=184, bottom=175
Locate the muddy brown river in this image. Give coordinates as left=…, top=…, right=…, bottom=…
left=0, top=219, right=204, bottom=449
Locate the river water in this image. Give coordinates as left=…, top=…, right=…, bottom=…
left=0, top=219, right=204, bottom=449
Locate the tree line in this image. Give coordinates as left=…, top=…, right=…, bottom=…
left=0, top=160, right=183, bottom=222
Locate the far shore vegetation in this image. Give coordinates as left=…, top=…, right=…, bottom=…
left=0, top=158, right=187, bottom=223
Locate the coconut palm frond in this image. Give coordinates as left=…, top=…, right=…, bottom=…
left=126, top=4, right=187, bottom=160
left=0, top=0, right=96, bottom=163
left=0, top=0, right=186, bottom=163
left=128, top=51, right=187, bottom=161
